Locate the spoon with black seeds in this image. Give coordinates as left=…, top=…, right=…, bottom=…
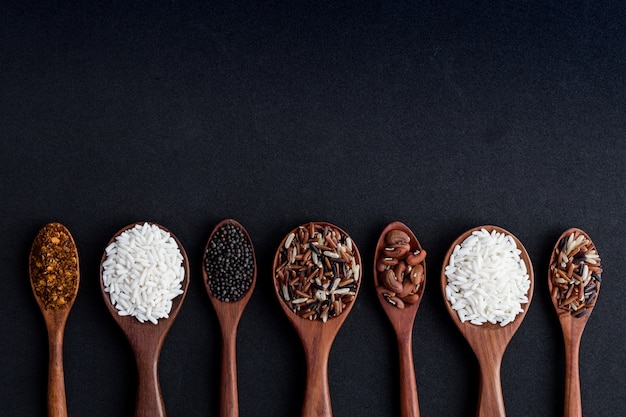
left=202, top=219, right=257, bottom=417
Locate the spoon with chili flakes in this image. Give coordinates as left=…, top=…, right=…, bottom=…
left=548, top=228, right=603, bottom=417
left=29, top=222, right=80, bottom=417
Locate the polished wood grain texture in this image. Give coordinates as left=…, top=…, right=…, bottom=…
left=373, top=221, right=425, bottom=417
left=99, top=222, right=189, bottom=417
left=272, top=222, right=361, bottom=417
left=441, top=225, right=534, bottom=417
left=30, top=223, right=79, bottom=417
left=202, top=219, right=257, bottom=417
left=548, top=228, right=599, bottom=417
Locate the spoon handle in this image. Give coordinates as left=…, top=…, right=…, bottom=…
left=47, top=326, right=68, bottom=417
left=563, top=334, right=582, bottom=417
left=397, top=333, right=419, bottom=417
left=135, top=348, right=165, bottom=417
left=477, top=355, right=506, bottom=417
left=302, top=347, right=332, bottom=417
left=220, top=326, right=240, bottom=417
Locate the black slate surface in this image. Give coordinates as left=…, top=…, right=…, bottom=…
left=2, top=1, right=626, bottom=416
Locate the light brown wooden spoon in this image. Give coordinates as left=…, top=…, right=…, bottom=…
left=100, top=222, right=190, bottom=417
left=548, top=228, right=602, bottom=417
left=441, top=225, right=534, bottom=417
left=202, top=219, right=257, bottom=417
left=29, top=222, right=80, bottom=417
left=272, top=222, right=361, bottom=417
left=373, top=221, right=426, bottom=417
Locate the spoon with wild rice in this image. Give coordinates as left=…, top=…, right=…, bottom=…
left=202, top=219, right=256, bottom=417
left=549, top=228, right=602, bottom=417
left=29, top=222, right=80, bottom=417
left=273, top=222, right=361, bottom=417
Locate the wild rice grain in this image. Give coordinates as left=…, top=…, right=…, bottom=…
left=274, top=222, right=360, bottom=322
left=549, top=230, right=602, bottom=316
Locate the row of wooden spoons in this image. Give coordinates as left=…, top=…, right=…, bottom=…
left=29, top=221, right=600, bottom=417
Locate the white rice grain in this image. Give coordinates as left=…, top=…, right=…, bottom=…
left=445, top=228, right=530, bottom=326
left=102, top=223, right=185, bottom=324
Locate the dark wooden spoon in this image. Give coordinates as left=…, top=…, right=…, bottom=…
left=272, top=222, right=361, bottom=417
left=202, top=219, right=257, bottom=417
left=441, top=225, right=534, bottom=417
left=29, top=222, right=80, bottom=417
left=100, top=222, right=190, bottom=417
left=373, top=221, right=426, bottom=417
left=548, top=228, right=602, bottom=417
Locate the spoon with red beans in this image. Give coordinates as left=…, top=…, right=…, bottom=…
left=373, top=221, right=426, bottom=417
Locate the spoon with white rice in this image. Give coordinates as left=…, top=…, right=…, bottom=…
left=441, top=225, right=534, bottom=417
left=100, top=222, right=190, bottom=417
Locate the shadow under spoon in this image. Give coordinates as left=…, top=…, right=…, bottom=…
left=272, top=222, right=361, bottom=417
left=548, top=228, right=602, bottom=417
left=100, top=222, right=190, bottom=417
left=202, top=219, right=257, bottom=417
left=441, top=225, right=534, bottom=417
left=373, top=221, right=426, bottom=417
left=30, top=222, right=80, bottom=417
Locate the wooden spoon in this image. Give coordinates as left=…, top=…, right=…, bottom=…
left=202, top=219, right=257, bottom=417
left=441, top=225, right=534, bottom=417
left=373, top=221, right=426, bottom=417
left=99, top=222, right=190, bottom=417
left=29, top=222, right=80, bottom=417
left=548, top=228, right=602, bottom=417
left=272, top=222, right=361, bottom=417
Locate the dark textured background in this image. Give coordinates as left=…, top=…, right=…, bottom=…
left=2, top=1, right=626, bottom=416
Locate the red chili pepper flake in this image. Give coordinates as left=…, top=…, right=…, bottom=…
left=30, top=223, right=79, bottom=310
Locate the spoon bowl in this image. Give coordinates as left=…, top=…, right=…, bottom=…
left=100, top=222, right=189, bottom=417
left=373, top=221, right=426, bottom=417
left=272, top=222, right=361, bottom=417
left=29, top=222, right=80, bottom=417
left=202, top=219, right=257, bottom=417
left=441, top=225, right=534, bottom=417
left=548, top=228, right=602, bottom=417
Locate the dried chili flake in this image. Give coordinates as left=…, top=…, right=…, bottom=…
left=30, top=223, right=79, bottom=310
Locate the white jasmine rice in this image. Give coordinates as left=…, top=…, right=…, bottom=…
left=444, top=228, right=530, bottom=326
left=102, top=223, right=185, bottom=324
